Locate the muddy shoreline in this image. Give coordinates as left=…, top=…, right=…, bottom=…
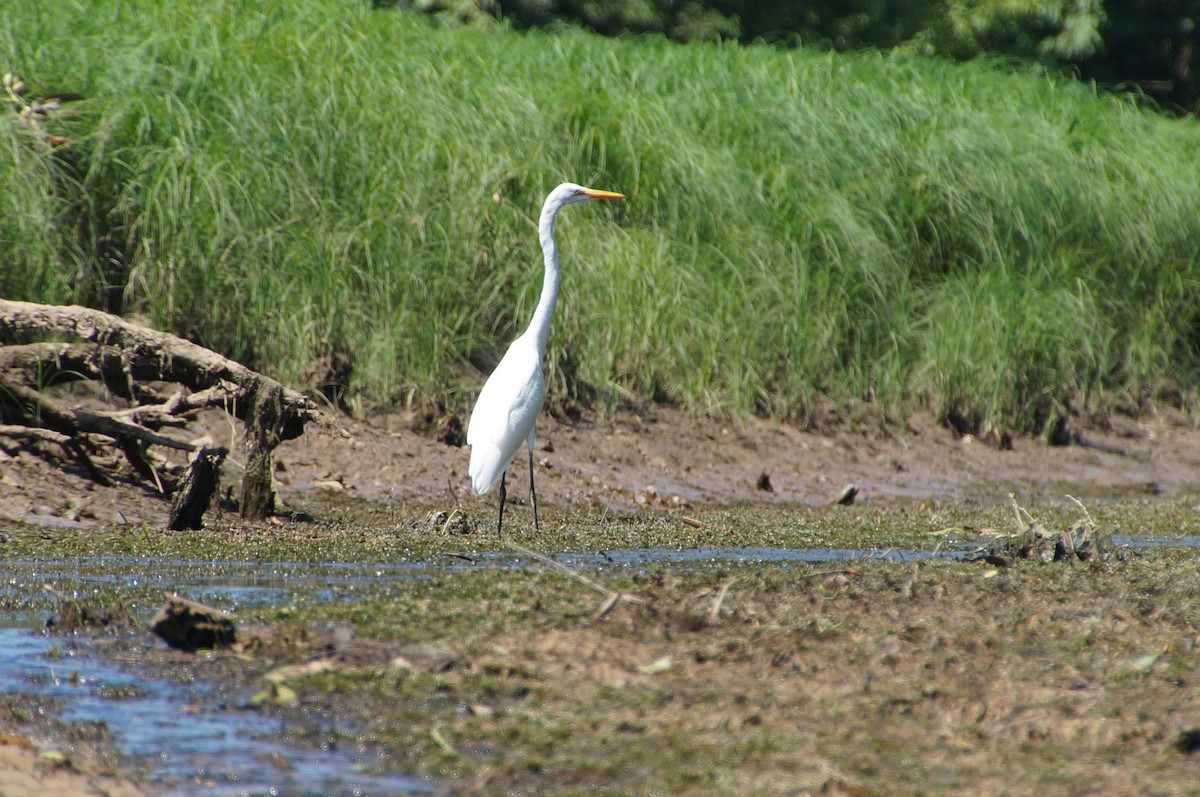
left=3, top=403, right=1200, bottom=530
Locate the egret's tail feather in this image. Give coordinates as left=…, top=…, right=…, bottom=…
left=468, top=442, right=505, bottom=496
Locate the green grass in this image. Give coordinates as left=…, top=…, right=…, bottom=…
left=4, top=0, right=1200, bottom=433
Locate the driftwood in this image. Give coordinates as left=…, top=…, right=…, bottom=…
left=150, top=594, right=237, bottom=652
left=969, top=494, right=1125, bottom=564
left=0, top=298, right=322, bottom=524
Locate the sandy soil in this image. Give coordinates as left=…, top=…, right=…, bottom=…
left=0, top=736, right=146, bottom=797
left=3, top=400, right=1199, bottom=528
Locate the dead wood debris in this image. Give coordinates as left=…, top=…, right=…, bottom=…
left=424, top=508, right=471, bottom=535
left=150, top=594, right=238, bottom=652
left=168, top=447, right=228, bottom=530
left=970, top=494, right=1124, bottom=564
left=828, top=484, right=859, bottom=506
left=709, top=577, right=738, bottom=621
left=0, top=299, right=325, bottom=525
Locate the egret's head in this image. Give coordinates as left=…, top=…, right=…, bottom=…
left=553, top=182, right=626, bottom=207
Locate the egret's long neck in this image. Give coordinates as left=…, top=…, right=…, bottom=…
left=527, top=199, right=563, bottom=356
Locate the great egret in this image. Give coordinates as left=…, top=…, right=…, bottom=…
left=467, top=182, right=625, bottom=533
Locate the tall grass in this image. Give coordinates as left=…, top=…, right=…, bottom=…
left=4, top=0, right=1200, bottom=433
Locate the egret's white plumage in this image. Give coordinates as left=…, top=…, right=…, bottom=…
left=467, top=182, right=624, bottom=532
left=466, top=337, right=543, bottom=495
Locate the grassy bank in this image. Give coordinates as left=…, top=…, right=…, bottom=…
left=4, top=0, right=1200, bottom=433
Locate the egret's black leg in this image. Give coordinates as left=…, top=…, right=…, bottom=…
left=497, top=471, right=507, bottom=535
left=528, top=444, right=540, bottom=533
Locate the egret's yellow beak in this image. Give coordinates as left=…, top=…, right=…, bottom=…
left=582, top=188, right=626, bottom=200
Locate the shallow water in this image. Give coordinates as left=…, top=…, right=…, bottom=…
left=0, top=546, right=965, bottom=623
left=0, top=545, right=960, bottom=596
left=0, top=557, right=451, bottom=614
left=1114, top=534, right=1200, bottom=548
left=0, top=626, right=434, bottom=796
left=555, top=544, right=967, bottom=567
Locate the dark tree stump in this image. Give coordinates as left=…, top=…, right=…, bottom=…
left=240, top=383, right=284, bottom=520
left=168, top=446, right=227, bottom=530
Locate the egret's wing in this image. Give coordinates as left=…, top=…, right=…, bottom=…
left=467, top=340, right=544, bottom=445
left=467, top=337, right=545, bottom=494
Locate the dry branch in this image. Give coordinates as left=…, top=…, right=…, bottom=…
left=709, top=577, right=737, bottom=621
left=503, top=540, right=647, bottom=612
left=0, top=423, right=71, bottom=446
left=3, top=380, right=197, bottom=451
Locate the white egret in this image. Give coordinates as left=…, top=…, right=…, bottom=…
left=467, top=182, right=625, bottom=533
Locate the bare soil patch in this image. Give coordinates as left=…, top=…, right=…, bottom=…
left=3, top=401, right=1200, bottom=528
left=0, top=696, right=147, bottom=797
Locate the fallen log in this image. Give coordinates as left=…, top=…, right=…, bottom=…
left=0, top=299, right=324, bottom=524
left=0, top=300, right=317, bottom=437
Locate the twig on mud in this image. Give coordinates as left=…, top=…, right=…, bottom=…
left=1065, top=494, right=1095, bottom=527
left=600, top=489, right=619, bottom=523
left=902, top=563, right=919, bottom=598
left=1008, top=492, right=1036, bottom=533
left=502, top=540, right=647, bottom=612
left=594, top=591, right=621, bottom=619
left=798, top=567, right=861, bottom=580
left=429, top=726, right=457, bottom=756
left=439, top=508, right=464, bottom=535
left=263, top=659, right=339, bottom=684
left=709, top=577, right=738, bottom=621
